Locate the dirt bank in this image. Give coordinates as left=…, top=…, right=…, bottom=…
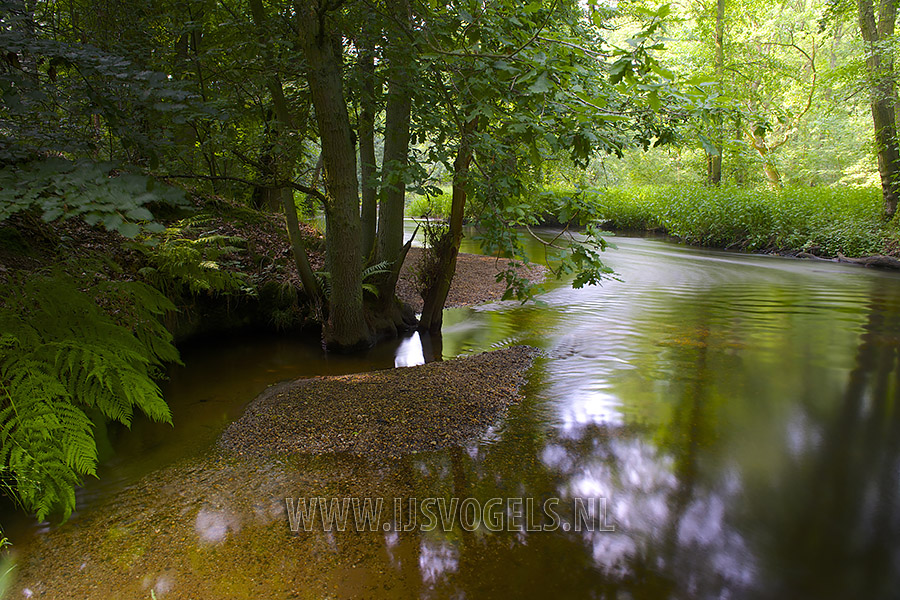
left=396, top=247, right=548, bottom=312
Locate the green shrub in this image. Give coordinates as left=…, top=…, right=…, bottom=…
left=0, top=269, right=179, bottom=521
left=406, top=186, right=452, bottom=219
left=556, top=184, right=887, bottom=257
left=0, top=159, right=189, bottom=239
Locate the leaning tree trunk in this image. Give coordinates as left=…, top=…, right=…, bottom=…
left=279, top=188, right=321, bottom=306
left=249, top=0, right=320, bottom=303
left=859, top=0, right=900, bottom=219
left=297, top=0, right=371, bottom=350
left=418, top=119, right=478, bottom=334
left=747, top=132, right=782, bottom=187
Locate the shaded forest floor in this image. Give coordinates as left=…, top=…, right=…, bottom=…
left=396, top=247, right=547, bottom=312
left=0, top=200, right=548, bottom=342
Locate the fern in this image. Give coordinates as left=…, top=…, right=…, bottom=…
left=361, top=260, right=392, bottom=280
left=133, top=228, right=249, bottom=298
left=315, top=260, right=394, bottom=299
left=0, top=270, right=179, bottom=521
left=313, top=270, right=333, bottom=299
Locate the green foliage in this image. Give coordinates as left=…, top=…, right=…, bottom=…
left=258, top=280, right=308, bottom=331
left=0, top=0, right=205, bottom=163
left=473, top=187, right=617, bottom=299
left=0, top=159, right=189, bottom=238
left=315, top=260, right=392, bottom=299
left=0, top=550, right=13, bottom=600
left=602, top=0, right=879, bottom=189
left=0, top=269, right=178, bottom=521
left=414, top=220, right=454, bottom=298
left=587, top=184, right=887, bottom=256
left=134, top=218, right=250, bottom=297
left=360, top=260, right=393, bottom=296
left=406, top=186, right=453, bottom=219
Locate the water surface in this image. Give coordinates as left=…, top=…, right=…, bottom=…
left=7, top=231, right=900, bottom=599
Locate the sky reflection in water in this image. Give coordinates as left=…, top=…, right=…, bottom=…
left=10, top=231, right=900, bottom=599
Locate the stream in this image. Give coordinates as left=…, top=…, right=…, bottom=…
left=5, top=225, right=900, bottom=598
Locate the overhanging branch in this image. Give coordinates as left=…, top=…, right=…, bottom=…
left=162, top=173, right=328, bottom=206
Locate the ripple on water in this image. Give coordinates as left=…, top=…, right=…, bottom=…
left=9, top=233, right=900, bottom=599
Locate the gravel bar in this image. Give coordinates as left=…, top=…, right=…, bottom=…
left=219, top=346, right=540, bottom=459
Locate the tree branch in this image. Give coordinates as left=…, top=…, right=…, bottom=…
left=162, top=173, right=328, bottom=206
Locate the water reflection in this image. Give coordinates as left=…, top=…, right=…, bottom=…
left=418, top=540, right=458, bottom=586
left=10, top=235, right=900, bottom=599
left=750, top=286, right=900, bottom=598
left=194, top=508, right=240, bottom=544
left=371, top=240, right=900, bottom=597
left=395, top=331, right=426, bottom=367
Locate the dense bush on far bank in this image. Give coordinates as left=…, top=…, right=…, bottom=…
left=406, top=186, right=453, bottom=219
left=406, top=184, right=894, bottom=258
left=586, top=185, right=890, bottom=257
left=417, top=184, right=886, bottom=258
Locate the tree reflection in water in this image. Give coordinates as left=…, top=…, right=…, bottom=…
left=378, top=285, right=900, bottom=598
left=11, top=239, right=900, bottom=599
left=753, top=286, right=900, bottom=599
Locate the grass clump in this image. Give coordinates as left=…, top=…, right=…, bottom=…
left=406, top=185, right=452, bottom=219
left=580, top=185, right=889, bottom=257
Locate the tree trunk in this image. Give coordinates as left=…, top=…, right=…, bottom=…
left=708, top=0, right=724, bottom=185
left=358, top=16, right=378, bottom=261
left=252, top=142, right=286, bottom=211
left=297, top=0, right=372, bottom=350
left=746, top=128, right=782, bottom=188
left=733, top=114, right=744, bottom=185
left=375, top=80, right=412, bottom=268
left=418, top=118, right=477, bottom=334
left=859, top=0, right=900, bottom=219
left=249, top=0, right=320, bottom=303
left=706, top=152, right=721, bottom=185
left=184, top=4, right=220, bottom=191
left=376, top=0, right=413, bottom=271
left=280, top=188, right=321, bottom=305
left=173, top=28, right=197, bottom=165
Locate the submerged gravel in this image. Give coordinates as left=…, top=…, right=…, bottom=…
left=219, top=346, right=540, bottom=458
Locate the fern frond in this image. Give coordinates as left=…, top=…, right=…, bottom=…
left=361, top=260, right=393, bottom=280
left=132, top=234, right=249, bottom=297
left=314, top=270, right=333, bottom=298
left=194, top=234, right=246, bottom=249
left=0, top=269, right=179, bottom=521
